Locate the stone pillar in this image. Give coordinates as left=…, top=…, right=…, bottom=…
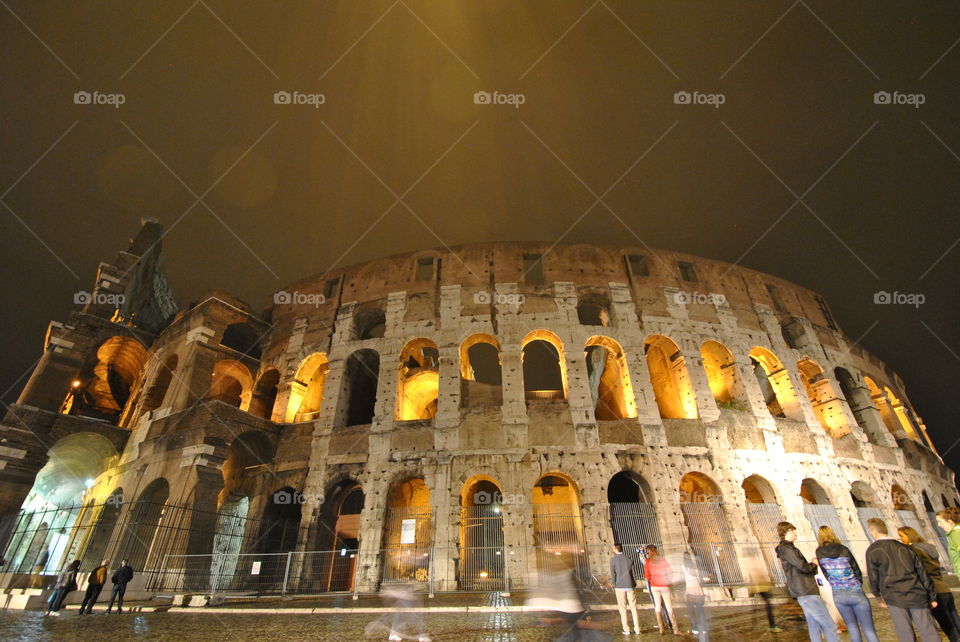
left=433, top=345, right=460, bottom=451
left=679, top=336, right=720, bottom=423
left=501, top=455, right=530, bottom=591
left=734, top=350, right=778, bottom=428
left=564, top=349, right=599, bottom=448
left=428, top=454, right=456, bottom=591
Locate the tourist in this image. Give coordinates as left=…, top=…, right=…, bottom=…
left=45, top=559, right=80, bottom=616
left=643, top=545, right=680, bottom=635
left=864, top=517, right=938, bottom=642
left=105, top=559, right=134, bottom=614
left=935, top=507, right=960, bottom=576
left=681, top=551, right=708, bottom=641
left=898, top=526, right=960, bottom=641
left=78, top=558, right=109, bottom=615
left=743, top=548, right=781, bottom=633
left=609, top=543, right=641, bottom=635
left=814, top=526, right=879, bottom=642
left=774, top=521, right=839, bottom=642
left=30, top=549, right=50, bottom=589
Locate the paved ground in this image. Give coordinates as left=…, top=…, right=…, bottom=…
left=0, top=598, right=950, bottom=641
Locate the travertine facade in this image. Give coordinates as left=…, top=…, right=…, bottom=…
left=1, top=218, right=956, bottom=594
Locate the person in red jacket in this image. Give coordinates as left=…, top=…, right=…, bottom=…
left=644, top=545, right=680, bottom=635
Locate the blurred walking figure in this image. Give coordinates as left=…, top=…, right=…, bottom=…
left=898, top=526, right=960, bottom=641
left=382, top=585, right=430, bottom=642
left=774, top=522, right=839, bottom=642
left=743, top=548, right=781, bottom=632
left=45, top=559, right=79, bottom=616
left=865, top=518, right=938, bottom=642
left=105, top=559, right=133, bottom=614
left=526, top=553, right=590, bottom=641
left=814, top=526, right=879, bottom=642
left=78, top=559, right=109, bottom=615
left=644, top=545, right=680, bottom=635
left=935, top=507, right=960, bottom=577
left=30, top=549, right=50, bottom=589
left=682, top=552, right=708, bottom=641
left=610, top=543, right=641, bottom=635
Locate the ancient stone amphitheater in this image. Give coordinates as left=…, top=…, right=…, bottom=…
left=0, top=218, right=955, bottom=600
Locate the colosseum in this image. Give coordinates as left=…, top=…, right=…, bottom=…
left=0, top=217, right=956, bottom=603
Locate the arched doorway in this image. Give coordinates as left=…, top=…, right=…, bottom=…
left=584, top=337, right=636, bottom=420
left=459, top=477, right=505, bottom=589
left=336, top=350, right=380, bottom=427
left=78, top=488, right=124, bottom=570
left=701, top=341, right=747, bottom=409
left=521, top=331, right=567, bottom=401
left=607, top=471, right=661, bottom=577
left=313, top=481, right=364, bottom=592
left=892, top=484, right=932, bottom=547
left=381, top=478, right=432, bottom=585
left=118, top=478, right=170, bottom=572
left=679, top=473, right=741, bottom=585
left=532, top=473, right=588, bottom=586
left=645, top=335, right=697, bottom=419
left=850, top=481, right=884, bottom=540
left=742, top=475, right=785, bottom=583
left=749, top=347, right=803, bottom=421
left=396, top=339, right=440, bottom=421
left=800, top=479, right=847, bottom=544
left=459, top=334, right=502, bottom=408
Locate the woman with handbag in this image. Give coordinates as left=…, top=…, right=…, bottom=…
left=45, top=559, right=80, bottom=616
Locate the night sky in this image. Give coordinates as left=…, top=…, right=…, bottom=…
left=2, top=2, right=958, bottom=480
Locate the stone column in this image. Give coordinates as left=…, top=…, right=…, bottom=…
left=679, top=336, right=721, bottom=423
left=428, top=454, right=455, bottom=591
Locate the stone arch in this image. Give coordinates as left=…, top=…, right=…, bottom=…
left=62, top=336, right=149, bottom=424
left=219, top=431, right=276, bottom=507
left=834, top=367, right=886, bottom=444
left=141, top=354, right=178, bottom=414
left=892, top=484, right=914, bottom=511
left=607, top=471, right=661, bottom=572
left=382, top=477, right=432, bottom=584
left=531, top=472, right=589, bottom=585
left=700, top=340, right=747, bottom=409
left=313, top=479, right=364, bottom=592
left=119, top=478, right=170, bottom=571
left=249, top=368, right=280, bottom=419
left=645, top=334, right=697, bottom=419
left=79, top=487, right=124, bottom=568
left=396, top=338, right=439, bottom=421
left=741, top=475, right=785, bottom=583
left=221, top=322, right=262, bottom=358
left=459, top=334, right=502, bottom=408
left=584, top=336, right=636, bottom=420
left=678, top=472, right=741, bottom=584
left=260, top=485, right=302, bottom=554
left=521, top=330, right=567, bottom=400
left=286, top=353, right=329, bottom=422
left=749, top=347, right=802, bottom=421
left=800, top=478, right=847, bottom=544
left=335, top=350, right=380, bottom=428
left=210, top=359, right=253, bottom=408
left=459, top=475, right=505, bottom=589
left=797, top=358, right=849, bottom=437
left=864, top=377, right=903, bottom=436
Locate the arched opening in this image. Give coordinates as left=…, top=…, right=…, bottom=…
left=922, top=491, right=951, bottom=560
left=210, top=360, right=253, bottom=408
left=382, top=478, right=432, bottom=585
left=607, top=471, right=660, bottom=577
left=459, top=334, right=502, bottom=408
left=118, top=478, right=170, bottom=571
left=585, top=337, right=636, bottom=420
left=313, top=481, right=364, bottom=592
left=882, top=386, right=921, bottom=442
left=865, top=377, right=904, bottom=437
left=78, top=488, right=123, bottom=569
left=2, top=433, right=119, bottom=574
left=742, top=475, right=785, bottom=584
left=834, top=367, right=885, bottom=444
left=749, top=347, right=802, bottom=421
left=799, top=479, right=847, bottom=544
left=531, top=473, right=588, bottom=586
left=576, top=292, right=611, bottom=326
left=797, top=359, right=849, bottom=437
left=221, top=323, right=262, bottom=359
left=260, top=487, right=302, bottom=555
left=336, top=350, right=380, bottom=428
left=353, top=307, right=386, bottom=340
left=248, top=368, right=280, bottom=419
left=459, top=477, right=505, bottom=589
left=396, top=338, right=440, bottom=421
left=141, top=354, right=178, bottom=414
left=645, top=335, right=697, bottom=419
left=701, top=341, right=747, bottom=410
left=850, top=481, right=884, bottom=540
left=286, top=353, right=329, bottom=422
left=61, top=336, right=149, bottom=424
left=521, top=331, right=567, bottom=401
left=679, top=473, right=741, bottom=584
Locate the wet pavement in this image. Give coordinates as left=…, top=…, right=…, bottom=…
left=0, top=599, right=949, bottom=641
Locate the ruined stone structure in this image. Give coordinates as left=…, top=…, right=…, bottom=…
left=1, top=218, right=956, bottom=595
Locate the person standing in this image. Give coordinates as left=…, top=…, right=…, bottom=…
left=774, top=522, right=839, bottom=642
left=898, top=526, right=960, bottom=641
left=79, top=559, right=109, bottom=615
left=610, top=543, right=641, bottom=635
left=935, top=507, right=960, bottom=576
left=45, top=559, right=80, bottom=616
left=814, top=526, right=879, bottom=642
left=743, top=549, right=781, bottom=633
left=682, top=552, right=708, bottom=641
left=105, top=559, right=134, bottom=614
left=644, top=545, right=680, bottom=636
left=864, top=518, right=939, bottom=642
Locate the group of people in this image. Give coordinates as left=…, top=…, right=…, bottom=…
left=43, top=558, right=135, bottom=616
left=777, top=505, right=960, bottom=642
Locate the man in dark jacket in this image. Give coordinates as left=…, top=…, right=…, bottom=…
left=79, top=559, right=109, bottom=615
left=865, top=518, right=939, bottom=642
left=610, top=543, right=641, bottom=635
left=774, top=521, right=839, bottom=642
left=105, top=560, right=134, bottom=614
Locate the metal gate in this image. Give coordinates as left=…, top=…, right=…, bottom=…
left=804, top=503, right=848, bottom=544
left=459, top=505, right=505, bottom=590
left=855, top=507, right=884, bottom=542
left=927, top=511, right=952, bottom=571
left=745, top=503, right=786, bottom=583
left=381, top=506, right=432, bottom=584
left=532, top=504, right=590, bottom=586
left=609, top=502, right=661, bottom=580
left=680, top=502, right=742, bottom=585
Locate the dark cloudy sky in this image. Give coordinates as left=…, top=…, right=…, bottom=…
left=1, top=1, right=958, bottom=476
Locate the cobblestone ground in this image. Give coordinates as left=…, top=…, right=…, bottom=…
left=0, top=600, right=949, bottom=641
